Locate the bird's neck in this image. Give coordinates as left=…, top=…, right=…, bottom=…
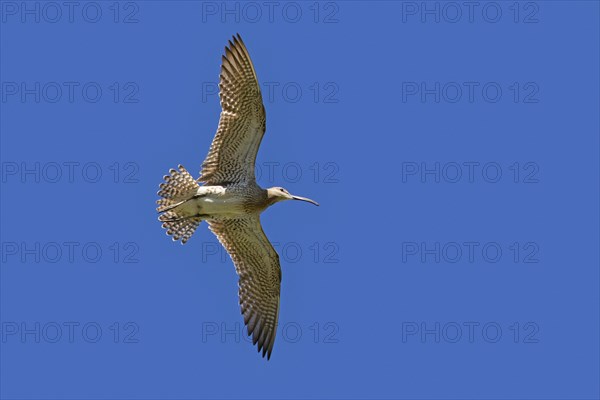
left=265, top=190, right=280, bottom=208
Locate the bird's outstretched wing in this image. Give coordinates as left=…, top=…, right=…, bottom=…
left=200, top=34, right=266, bottom=185
left=207, top=215, right=281, bottom=359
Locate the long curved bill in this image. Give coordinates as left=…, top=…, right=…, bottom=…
left=291, top=195, right=319, bottom=206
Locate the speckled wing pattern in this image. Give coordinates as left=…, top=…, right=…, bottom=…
left=208, top=215, right=281, bottom=359
left=199, top=34, right=266, bottom=185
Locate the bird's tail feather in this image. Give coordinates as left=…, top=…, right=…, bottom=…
left=159, top=212, right=202, bottom=244
left=156, top=165, right=202, bottom=244
left=156, top=165, right=199, bottom=211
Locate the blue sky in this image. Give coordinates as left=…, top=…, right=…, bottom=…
left=1, top=1, right=599, bottom=398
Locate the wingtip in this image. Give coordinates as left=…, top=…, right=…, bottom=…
left=233, top=33, right=246, bottom=49
left=258, top=345, right=272, bottom=361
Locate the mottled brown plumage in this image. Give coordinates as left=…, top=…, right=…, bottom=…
left=200, top=34, right=266, bottom=185
left=208, top=216, right=281, bottom=358
left=156, top=34, right=318, bottom=360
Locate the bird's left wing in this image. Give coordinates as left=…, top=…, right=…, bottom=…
left=199, top=34, right=266, bottom=185
left=207, top=215, right=281, bottom=359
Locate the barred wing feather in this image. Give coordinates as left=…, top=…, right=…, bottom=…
left=207, top=215, right=281, bottom=359
left=199, top=34, right=266, bottom=185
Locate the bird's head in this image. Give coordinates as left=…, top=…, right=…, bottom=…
left=266, top=187, right=319, bottom=207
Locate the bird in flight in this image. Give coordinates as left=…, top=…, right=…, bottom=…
left=156, top=34, right=319, bottom=360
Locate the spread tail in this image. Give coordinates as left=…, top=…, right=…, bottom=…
left=159, top=212, right=202, bottom=244
left=156, top=165, right=202, bottom=244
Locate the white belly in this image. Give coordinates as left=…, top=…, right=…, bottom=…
left=174, top=186, right=246, bottom=218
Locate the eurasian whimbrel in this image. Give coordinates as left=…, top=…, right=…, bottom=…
left=156, top=34, right=318, bottom=360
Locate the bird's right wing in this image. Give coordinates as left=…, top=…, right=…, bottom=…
left=199, top=34, right=266, bottom=185
left=207, top=215, right=281, bottom=359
